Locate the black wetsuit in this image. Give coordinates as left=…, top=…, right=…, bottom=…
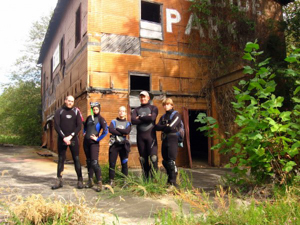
left=83, top=114, right=108, bottom=182
left=54, top=106, right=83, bottom=181
left=155, top=109, right=181, bottom=185
left=108, top=118, right=131, bottom=180
left=131, top=103, right=158, bottom=178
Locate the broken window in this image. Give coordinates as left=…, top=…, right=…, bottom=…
left=128, top=72, right=151, bottom=144
left=140, top=1, right=163, bottom=40
left=50, top=58, right=53, bottom=81
left=75, top=5, right=81, bottom=47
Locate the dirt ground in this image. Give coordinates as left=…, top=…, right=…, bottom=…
left=0, top=145, right=231, bottom=224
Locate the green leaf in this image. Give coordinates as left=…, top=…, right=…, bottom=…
left=279, top=111, right=291, bottom=122
left=239, top=80, right=247, bottom=85
left=257, top=147, right=265, bottom=156
left=243, top=66, right=254, bottom=74
left=283, top=161, right=297, bottom=172
left=230, top=157, right=237, bottom=164
left=294, top=86, right=300, bottom=95
left=244, top=42, right=259, bottom=52
left=258, top=58, right=270, bottom=67
left=285, top=56, right=297, bottom=63
left=243, top=53, right=254, bottom=61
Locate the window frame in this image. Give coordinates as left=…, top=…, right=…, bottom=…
left=140, top=1, right=163, bottom=40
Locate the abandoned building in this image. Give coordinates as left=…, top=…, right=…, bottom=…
left=38, top=0, right=290, bottom=168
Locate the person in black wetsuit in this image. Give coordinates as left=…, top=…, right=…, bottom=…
left=52, top=95, right=83, bottom=190
left=83, top=102, right=108, bottom=192
left=155, top=98, right=181, bottom=187
left=108, top=106, right=131, bottom=187
left=131, top=91, right=158, bottom=179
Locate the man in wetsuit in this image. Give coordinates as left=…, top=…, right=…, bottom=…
left=52, top=95, right=83, bottom=189
left=131, top=91, right=158, bottom=179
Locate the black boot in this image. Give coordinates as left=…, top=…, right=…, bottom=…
left=96, top=181, right=103, bottom=192
left=85, top=178, right=93, bottom=188
left=51, top=177, right=63, bottom=190
left=77, top=177, right=84, bottom=189
left=108, top=179, right=115, bottom=188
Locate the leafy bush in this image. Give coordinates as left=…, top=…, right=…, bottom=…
left=196, top=42, right=299, bottom=185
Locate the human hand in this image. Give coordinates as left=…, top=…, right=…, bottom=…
left=63, top=136, right=72, bottom=145
left=90, top=134, right=98, bottom=141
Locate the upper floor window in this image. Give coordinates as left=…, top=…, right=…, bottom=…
left=140, top=1, right=163, bottom=40
left=75, top=4, right=81, bottom=47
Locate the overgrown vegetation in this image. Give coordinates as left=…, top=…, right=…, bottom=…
left=99, top=164, right=193, bottom=197
left=1, top=194, right=107, bottom=224
left=283, top=0, right=300, bottom=52
left=189, top=0, right=289, bottom=135
left=0, top=14, right=51, bottom=146
left=196, top=42, right=299, bottom=185
left=155, top=185, right=300, bottom=225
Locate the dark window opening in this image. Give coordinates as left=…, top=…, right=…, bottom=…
left=130, top=75, right=150, bottom=91
left=43, top=72, right=46, bottom=93
left=141, top=1, right=161, bottom=23
left=60, top=36, right=64, bottom=69
left=50, top=58, right=53, bottom=81
left=75, top=5, right=81, bottom=47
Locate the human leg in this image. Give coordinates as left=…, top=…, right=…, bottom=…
left=70, top=137, right=83, bottom=189
left=83, top=139, right=93, bottom=188
left=52, top=139, right=67, bottom=189
left=137, top=134, right=150, bottom=179
left=90, top=143, right=102, bottom=192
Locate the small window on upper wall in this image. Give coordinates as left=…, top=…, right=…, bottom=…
left=60, top=36, right=64, bottom=72
left=128, top=72, right=151, bottom=145
left=75, top=4, right=81, bottom=47
left=140, top=1, right=163, bottom=40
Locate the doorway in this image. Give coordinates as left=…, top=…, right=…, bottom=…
left=188, top=110, right=208, bottom=167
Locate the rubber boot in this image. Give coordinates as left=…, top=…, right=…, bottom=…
left=85, top=178, right=93, bottom=188
left=96, top=181, right=103, bottom=192
left=169, top=170, right=179, bottom=189
left=108, top=179, right=115, bottom=188
left=77, top=178, right=84, bottom=189
left=51, top=177, right=63, bottom=190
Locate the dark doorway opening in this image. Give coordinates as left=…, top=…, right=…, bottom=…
left=189, top=110, right=208, bottom=166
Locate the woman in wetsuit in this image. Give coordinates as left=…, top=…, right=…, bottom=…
left=155, top=98, right=181, bottom=187
left=83, top=102, right=108, bottom=192
left=108, top=106, right=131, bottom=187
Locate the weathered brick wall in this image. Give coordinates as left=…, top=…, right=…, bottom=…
left=41, top=0, right=285, bottom=168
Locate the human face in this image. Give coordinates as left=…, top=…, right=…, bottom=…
left=118, top=106, right=126, bottom=119
left=65, top=96, right=74, bottom=109
left=163, top=103, right=173, bottom=112
left=140, top=94, right=150, bottom=105
left=93, top=107, right=100, bottom=115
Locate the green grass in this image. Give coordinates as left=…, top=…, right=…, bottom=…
left=97, top=165, right=194, bottom=197
left=154, top=185, right=300, bottom=225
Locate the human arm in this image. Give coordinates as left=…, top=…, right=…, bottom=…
left=155, top=116, right=166, bottom=131
left=131, top=108, right=142, bottom=125
left=138, top=106, right=158, bottom=123
left=96, top=117, right=108, bottom=142
left=116, top=122, right=132, bottom=135
left=109, top=121, right=123, bottom=136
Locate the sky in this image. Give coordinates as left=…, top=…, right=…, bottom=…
left=0, top=0, right=58, bottom=93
